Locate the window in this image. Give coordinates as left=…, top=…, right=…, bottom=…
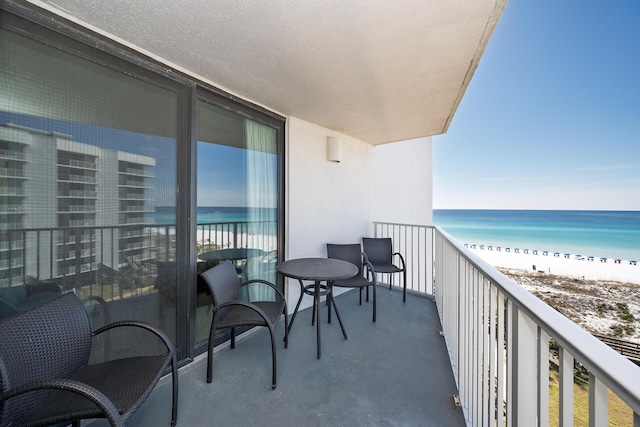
left=0, top=26, right=180, bottom=361
left=1, top=3, right=285, bottom=361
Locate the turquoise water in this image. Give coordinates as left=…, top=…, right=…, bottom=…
left=433, top=210, right=640, bottom=262
left=153, top=207, right=276, bottom=224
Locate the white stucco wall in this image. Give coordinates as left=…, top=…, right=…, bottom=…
left=285, top=117, right=433, bottom=309
left=372, top=136, right=433, bottom=225
left=286, top=117, right=375, bottom=260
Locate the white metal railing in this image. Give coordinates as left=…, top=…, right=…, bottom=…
left=434, top=227, right=640, bottom=427
left=373, top=222, right=435, bottom=296
left=373, top=222, right=640, bottom=426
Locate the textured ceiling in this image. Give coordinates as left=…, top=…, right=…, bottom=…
left=32, top=0, right=507, bottom=145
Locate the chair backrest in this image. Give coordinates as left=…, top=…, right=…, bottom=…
left=199, top=260, right=241, bottom=317
left=362, top=237, right=393, bottom=265
left=0, top=292, right=92, bottom=426
left=326, top=244, right=363, bottom=275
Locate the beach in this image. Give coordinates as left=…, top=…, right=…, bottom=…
left=466, top=243, right=640, bottom=342
left=467, top=244, right=640, bottom=285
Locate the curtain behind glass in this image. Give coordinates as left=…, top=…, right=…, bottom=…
left=245, top=119, right=278, bottom=300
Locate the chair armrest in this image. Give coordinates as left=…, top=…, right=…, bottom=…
left=213, top=300, right=274, bottom=326
left=83, top=295, right=110, bottom=325
left=363, top=260, right=377, bottom=284
left=392, top=252, right=406, bottom=269
left=239, top=279, right=286, bottom=302
left=93, top=320, right=176, bottom=356
left=0, top=379, right=124, bottom=427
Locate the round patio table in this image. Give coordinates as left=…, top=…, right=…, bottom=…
left=277, top=258, right=357, bottom=359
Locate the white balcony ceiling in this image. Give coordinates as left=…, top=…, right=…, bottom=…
left=33, top=0, right=507, bottom=145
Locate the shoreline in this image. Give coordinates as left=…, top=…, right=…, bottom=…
left=466, top=243, right=640, bottom=285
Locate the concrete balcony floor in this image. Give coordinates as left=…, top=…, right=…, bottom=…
left=122, top=287, right=465, bottom=427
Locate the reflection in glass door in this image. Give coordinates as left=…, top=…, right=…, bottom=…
left=196, top=100, right=279, bottom=344
left=0, top=28, right=179, bottom=357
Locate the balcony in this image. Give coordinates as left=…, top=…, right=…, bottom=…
left=4, top=221, right=640, bottom=425
left=123, top=223, right=640, bottom=425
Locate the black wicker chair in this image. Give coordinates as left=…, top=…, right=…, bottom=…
left=326, top=243, right=377, bottom=322
left=362, top=237, right=407, bottom=302
left=199, top=260, right=288, bottom=390
left=0, top=292, right=178, bottom=427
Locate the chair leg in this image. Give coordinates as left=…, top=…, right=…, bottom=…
left=170, top=352, right=179, bottom=427
left=402, top=270, right=407, bottom=303
left=230, top=327, right=236, bottom=349
left=283, top=310, right=289, bottom=349
left=372, top=283, right=377, bottom=322
left=207, top=314, right=219, bottom=383
left=359, top=287, right=362, bottom=305
left=268, top=324, right=277, bottom=389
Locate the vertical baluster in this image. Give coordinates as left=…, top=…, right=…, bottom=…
left=482, top=276, right=490, bottom=427
left=515, top=309, right=538, bottom=426
left=506, top=299, right=514, bottom=427
left=497, top=290, right=505, bottom=427
left=559, top=347, right=574, bottom=427
left=488, top=284, right=497, bottom=425
left=588, top=374, right=608, bottom=427
left=539, top=329, right=550, bottom=427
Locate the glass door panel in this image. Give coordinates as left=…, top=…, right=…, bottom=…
left=0, top=28, right=179, bottom=358
left=196, top=100, right=279, bottom=344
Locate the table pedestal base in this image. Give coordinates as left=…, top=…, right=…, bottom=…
left=288, top=279, right=347, bottom=359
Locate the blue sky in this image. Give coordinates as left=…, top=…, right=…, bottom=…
left=433, top=0, right=640, bottom=210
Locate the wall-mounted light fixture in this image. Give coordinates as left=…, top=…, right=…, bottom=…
left=327, top=136, right=342, bottom=162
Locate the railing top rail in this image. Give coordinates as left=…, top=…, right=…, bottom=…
left=436, top=226, right=640, bottom=413
left=373, top=221, right=435, bottom=229
left=1, top=220, right=278, bottom=235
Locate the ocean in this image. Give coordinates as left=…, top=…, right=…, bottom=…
left=433, top=210, right=640, bottom=262
left=153, top=208, right=640, bottom=262
left=153, top=206, right=277, bottom=225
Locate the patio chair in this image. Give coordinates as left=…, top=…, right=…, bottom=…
left=326, top=243, right=377, bottom=322
left=0, top=292, right=178, bottom=427
left=362, top=237, right=407, bottom=302
left=199, top=259, right=288, bottom=390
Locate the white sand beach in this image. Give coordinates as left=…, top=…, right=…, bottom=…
left=466, top=244, right=640, bottom=342
left=195, top=228, right=277, bottom=252
left=467, top=244, right=640, bottom=285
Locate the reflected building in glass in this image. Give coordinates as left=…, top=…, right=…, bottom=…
left=0, top=122, right=155, bottom=288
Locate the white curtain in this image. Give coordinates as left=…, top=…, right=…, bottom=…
left=245, top=119, right=278, bottom=300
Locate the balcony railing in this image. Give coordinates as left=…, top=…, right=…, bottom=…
left=374, top=221, right=640, bottom=426
left=6, top=218, right=639, bottom=425
left=1, top=220, right=275, bottom=290
left=196, top=220, right=277, bottom=254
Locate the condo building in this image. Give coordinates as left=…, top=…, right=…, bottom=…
left=0, top=122, right=155, bottom=287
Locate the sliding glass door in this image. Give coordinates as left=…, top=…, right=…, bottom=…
left=195, top=99, right=280, bottom=344
left=1, top=2, right=285, bottom=361
left=0, top=26, right=180, bottom=357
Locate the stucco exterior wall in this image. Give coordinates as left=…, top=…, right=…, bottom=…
left=285, top=117, right=433, bottom=309
left=372, top=136, right=433, bottom=226
left=286, top=117, right=375, bottom=260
